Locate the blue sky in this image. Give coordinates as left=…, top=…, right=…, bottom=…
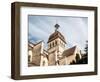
left=28, top=15, right=88, bottom=51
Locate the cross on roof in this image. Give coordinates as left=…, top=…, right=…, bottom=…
left=55, top=23, right=60, bottom=32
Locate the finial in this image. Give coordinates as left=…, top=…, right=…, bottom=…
left=55, top=23, right=60, bottom=32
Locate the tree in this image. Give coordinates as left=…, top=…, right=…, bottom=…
left=76, top=54, right=80, bottom=62
left=84, top=40, right=88, bottom=56
left=82, top=40, right=88, bottom=64
left=75, top=40, right=88, bottom=64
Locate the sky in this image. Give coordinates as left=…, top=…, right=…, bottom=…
left=28, top=15, right=88, bottom=51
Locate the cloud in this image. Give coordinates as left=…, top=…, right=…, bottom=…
left=28, top=15, right=88, bottom=50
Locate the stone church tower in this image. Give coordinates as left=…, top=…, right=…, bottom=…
left=28, top=23, right=82, bottom=66
left=47, top=23, right=66, bottom=65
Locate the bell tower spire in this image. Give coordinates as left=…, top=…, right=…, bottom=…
left=47, top=22, right=66, bottom=65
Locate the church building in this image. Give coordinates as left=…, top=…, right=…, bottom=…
left=28, top=23, right=82, bottom=66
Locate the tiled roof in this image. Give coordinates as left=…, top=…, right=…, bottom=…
left=63, top=46, right=76, bottom=57
left=47, top=31, right=66, bottom=43
left=59, top=46, right=77, bottom=60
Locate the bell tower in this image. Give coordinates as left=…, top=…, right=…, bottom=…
left=47, top=23, right=66, bottom=65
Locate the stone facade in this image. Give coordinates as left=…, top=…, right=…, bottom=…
left=28, top=23, right=82, bottom=66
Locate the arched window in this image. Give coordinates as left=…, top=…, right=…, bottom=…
left=53, top=42, right=54, bottom=47
left=55, top=40, right=57, bottom=45
left=50, top=43, right=51, bottom=48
